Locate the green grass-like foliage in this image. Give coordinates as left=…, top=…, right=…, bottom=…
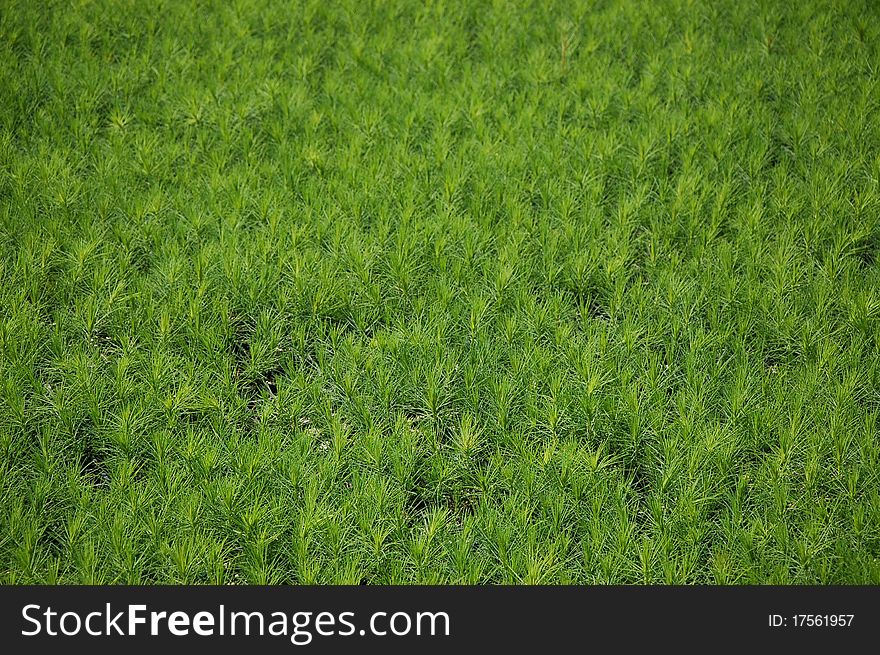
left=1, top=0, right=879, bottom=584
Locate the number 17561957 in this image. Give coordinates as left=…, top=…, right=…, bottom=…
left=768, top=614, right=854, bottom=628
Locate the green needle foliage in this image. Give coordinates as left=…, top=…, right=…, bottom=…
left=1, top=0, right=879, bottom=584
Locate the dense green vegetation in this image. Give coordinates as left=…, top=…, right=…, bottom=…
left=1, top=0, right=879, bottom=583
